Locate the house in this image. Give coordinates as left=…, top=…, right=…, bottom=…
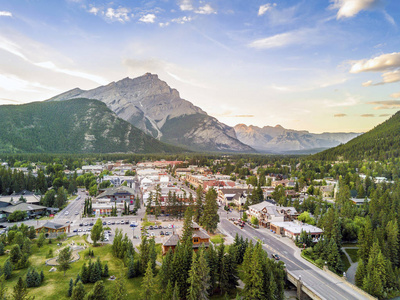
left=321, top=185, right=334, bottom=198
left=96, top=186, right=135, bottom=203
left=217, top=188, right=253, bottom=206
left=0, top=194, right=41, bottom=205
left=162, top=222, right=210, bottom=255
left=35, top=221, right=70, bottom=237
left=350, top=198, right=370, bottom=206
left=247, top=202, right=298, bottom=227
left=270, top=221, right=323, bottom=242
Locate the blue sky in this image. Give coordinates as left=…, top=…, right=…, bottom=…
left=0, top=0, right=400, bottom=133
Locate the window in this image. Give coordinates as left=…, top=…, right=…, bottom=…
left=193, top=238, right=199, bottom=243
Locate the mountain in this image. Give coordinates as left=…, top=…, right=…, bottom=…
left=0, top=98, right=183, bottom=153
left=48, top=73, right=254, bottom=153
left=234, top=124, right=361, bottom=154
left=314, top=111, right=400, bottom=160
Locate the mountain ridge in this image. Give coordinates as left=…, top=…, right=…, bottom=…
left=0, top=98, right=184, bottom=154
left=234, top=123, right=361, bottom=153
left=48, top=73, right=254, bottom=153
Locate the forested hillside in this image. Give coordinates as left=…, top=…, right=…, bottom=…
left=314, top=112, right=400, bottom=160
left=0, top=99, right=183, bottom=153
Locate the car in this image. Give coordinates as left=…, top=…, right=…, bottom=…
left=111, top=221, right=115, bottom=225
left=116, top=221, right=120, bottom=225
left=125, top=220, right=129, bottom=224
left=272, top=254, right=280, bottom=260
left=168, top=224, right=172, bottom=229
left=153, top=225, right=158, bottom=229
left=75, top=212, right=79, bottom=215
left=107, top=221, right=111, bottom=225
left=163, top=225, right=167, bottom=229
left=84, top=222, right=88, bottom=226
left=89, top=222, right=94, bottom=226
left=78, top=228, right=82, bottom=232
left=130, top=224, right=134, bottom=227
left=65, top=211, right=69, bottom=215
left=73, top=229, right=78, bottom=232
left=164, top=232, right=169, bottom=236
left=160, top=231, right=164, bottom=235
left=149, top=226, right=154, bottom=230
left=103, top=222, right=106, bottom=225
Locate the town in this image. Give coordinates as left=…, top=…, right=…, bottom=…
left=0, top=153, right=394, bottom=299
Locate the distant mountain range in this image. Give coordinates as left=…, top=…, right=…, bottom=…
left=48, top=73, right=254, bottom=153
left=234, top=124, right=361, bottom=153
left=0, top=99, right=182, bottom=153
left=314, top=111, right=399, bottom=160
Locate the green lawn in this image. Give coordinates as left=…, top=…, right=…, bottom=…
left=341, top=252, right=351, bottom=272
left=345, top=248, right=359, bottom=263
left=210, top=234, right=224, bottom=244
left=0, top=235, right=148, bottom=300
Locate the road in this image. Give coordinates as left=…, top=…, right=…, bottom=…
left=218, top=214, right=370, bottom=300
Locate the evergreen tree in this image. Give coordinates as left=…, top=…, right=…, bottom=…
left=12, top=277, right=31, bottom=300
left=0, top=242, right=4, bottom=256
left=172, top=281, right=180, bottom=300
left=114, top=277, right=127, bottom=300
left=164, top=280, right=173, bottom=300
left=355, top=259, right=365, bottom=287
left=141, top=261, right=156, bottom=300
left=40, top=270, right=44, bottom=283
left=75, top=274, right=81, bottom=286
left=86, top=280, right=108, bottom=300
left=81, top=262, right=89, bottom=283
left=197, top=249, right=211, bottom=300
left=0, top=274, right=6, bottom=300
left=200, top=189, right=219, bottom=233
left=102, top=263, right=109, bottom=278
left=159, top=248, right=173, bottom=287
left=72, top=282, right=86, bottom=300
left=91, top=218, right=104, bottom=246
left=194, top=186, right=204, bottom=223
left=3, top=259, right=12, bottom=279
left=204, top=243, right=217, bottom=294
left=68, top=278, right=73, bottom=297
left=187, top=254, right=201, bottom=300
left=127, top=255, right=136, bottom=278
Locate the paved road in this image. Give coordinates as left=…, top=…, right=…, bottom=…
left=219, top=217, right=370, bottom=300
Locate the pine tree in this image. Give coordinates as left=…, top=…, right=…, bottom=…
left=75, top=274, right=81, bottom=286
left=3, top=259, right=12, bottom=280
left=187, top=254, right=201, bottom=300
left=194, top=186, right=203, bottom=223
left=58, top=246, right=72, bottom=277
left=12, top=277, right=31, bottom=300
left=197, top=248, right=210, bottom=300
left=86, top=280, right=108, bottom=300
left=114, top=277, right=127, bottom=300
left=139, top=234, right=149, bottom=275
left=40, top=270, right=44, bottom=283
left=0, top=274, right=6, bottom=300
left=243, top=243, right=265, bottom=300
left=68, top=279, right=73, bottom=297
left=204, top=243, right=217, bottom=294
left=89, top=259, right=102, bottom=283
left=159, top=248, right=173, bottom=287
left=385, top=219, right=399, bottom=267
left=172, top=281, right=180, bottom=300
left=200, top=189, right=219, bottom=233
left=141, top=261, right=156, bottom=300
left=103, top=263, right=109, bottom=278
left=0, top=242, right=4, bottom=256
left=355, top=259, right=365, bottom=287
left=72, top=281, right=86, bottom=300
left=164, top=280, right=173, bottom=300
left=81, top=262, right=89, bottom=283
left=127, top=255, right=136, bottom=278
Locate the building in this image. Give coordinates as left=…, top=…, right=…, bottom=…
left=247, top=202, right=298, bottom=227
left=35, top=221, right=70, bottom=237
left=96, top=186, right=135, bottom=203
left=162, top=222, right=210, bottom=254
left=270, top=221, right=323, bottom=242
left=0, top=194, right=41, bottom=205
left=350, top=197, right=370, bottom=206
left=217, top=188, right=253, bottom=206
left=0, top=201, right=47, bottom=221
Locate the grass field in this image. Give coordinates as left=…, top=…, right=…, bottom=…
left=345, top=248, right=359, bottom=263
left=341, top=252, right=351, bottom=272
left=210, top=234, right=224, bottom=244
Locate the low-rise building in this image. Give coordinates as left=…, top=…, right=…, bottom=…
left=35, top=221, right=70, bottom=238
left=217, top=188, right=252, bottom=206
left=270, top=221, right=323, bottom=242
left=247, top=202, right=298, bottom=227
left=162, top=222, right=210, bottom=254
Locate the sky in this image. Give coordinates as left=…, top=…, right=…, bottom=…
left=0, top=0, right=400, bottom=133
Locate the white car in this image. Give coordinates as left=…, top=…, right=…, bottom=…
left=65, top=211, right=69, bottom=215
left=78, top=228, right=82, bottom=232
left=116, top=221, right=120, bottom=225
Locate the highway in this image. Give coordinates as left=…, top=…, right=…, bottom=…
left=219, top=216, right=370, bottom=300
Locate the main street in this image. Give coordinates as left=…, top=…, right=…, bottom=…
left=218, top=210, right=370, bottom=300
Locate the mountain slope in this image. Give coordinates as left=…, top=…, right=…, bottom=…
left=49, top=73, right=254, bottom=153
left=313, top=112, right=400, bottom=160
left=0, top=99, right=183, bottom=153
left=234, top=124, right=360, bottom=153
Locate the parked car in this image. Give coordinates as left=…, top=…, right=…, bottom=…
left=103, top=222, right=106, bottom=225
left=107, top=221, right=111, bottom=225
left=160, top=231, right=164, bottom=235
left=125, top=220, right=129, bottom=224
left=164, top=232, right=170, bottom=236
left=116, top=221, right=121, bottom=225
left=149, top=226, right=154, bottom=230
left=73, top=229, right=78, bottom=232
left=84, top=222, right=88, bottom=226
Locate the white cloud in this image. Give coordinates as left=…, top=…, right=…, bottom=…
left=330, top=0, right=381, bottom=18
left=381, top=70, right=400, bottom=84
left=362, top=80, right=372, bottom=87
left=324, top=94, right=359, bottom=107
left=0, top=74, right=58, bottom=93
left=390, top=92, right=400, bottom=98
left=159, top=22, right=170, bottom=27
left=0, top=11, right=12, bottom=17
left=195, top=4, right=216, bottom=15
left=34, top=61, right=108, bottom=85
left=88, top=7, right=100, bottom=15
left=249, top=29, right=313, bottom=49
left=171, top=16, right=192, bottom=24
left=179, top=0, right=194, bottom=11
left=105, top=7, right=131, bottom=23
left=367, top=100, right=400, bottom=110
left=350, top=52, right=400, bottom=73
left=258, top=3, right=276, bottom=16
left=139, top=14, right=156, bottom=23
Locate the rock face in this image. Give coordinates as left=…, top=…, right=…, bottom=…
left=234, top=124, right=361, bottom=153
left=49, top=73, right=254, bottom=152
